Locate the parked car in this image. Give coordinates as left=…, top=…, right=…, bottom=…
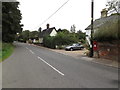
left=65, top=43, right=84, bottom=51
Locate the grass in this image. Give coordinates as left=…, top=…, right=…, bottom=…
left=0, top=42, right=14, bottom=62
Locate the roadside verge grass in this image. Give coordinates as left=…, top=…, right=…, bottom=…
left=0, top=43, right=14, bottom=62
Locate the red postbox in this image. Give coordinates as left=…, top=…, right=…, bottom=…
left=93, top=41, right=98, bottom=51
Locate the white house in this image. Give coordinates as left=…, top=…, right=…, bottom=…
left=39, top=24, right=57, bottom=43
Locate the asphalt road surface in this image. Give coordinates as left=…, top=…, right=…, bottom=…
left=2, top=42, right=118, bottom=88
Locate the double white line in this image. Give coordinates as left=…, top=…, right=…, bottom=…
left=26, top=47, right=65, bottom=76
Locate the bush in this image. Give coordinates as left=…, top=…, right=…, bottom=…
left=43, top=36, right=56, bottom=49
left=43, top=32, right=79, bottom=49
left=54, top=32, right=78, bottom=46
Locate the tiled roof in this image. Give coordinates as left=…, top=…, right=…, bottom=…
left=85, top=14, right=120, bottom=30
left=39, top=27, right=56, bottom=38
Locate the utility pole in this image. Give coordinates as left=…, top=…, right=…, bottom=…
left=90, top=0, right=94, bottom=57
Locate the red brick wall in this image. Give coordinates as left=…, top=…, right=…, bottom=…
left=94, top=41, right=119, bottom=61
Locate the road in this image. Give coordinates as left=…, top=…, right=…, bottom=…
left=2, top=42, right=118, bottom=88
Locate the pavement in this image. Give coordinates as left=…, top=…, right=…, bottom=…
left=2, top=42, right=118, bottom=88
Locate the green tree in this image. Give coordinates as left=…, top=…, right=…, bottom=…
left=29, top=31, right=39, bottom=40
left=18, top=30, right=30, bottom=42
left=76, top=30, right=86, bottom=41
left=2, top=2, right=23, bottom=42
left=43, top=36, right=55, bottom=49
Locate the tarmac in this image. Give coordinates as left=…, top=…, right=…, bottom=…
left=26, top=44, right=120, bottom=68
left=50, top=49, right=119, bottom=68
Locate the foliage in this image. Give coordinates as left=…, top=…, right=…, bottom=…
left=1, top=43, right=14, bottom=62
left=29, top=31, right=39, bottom=40
left=54, top=32, right=78, bottom=46
left=43, top=29, right=86, bottom=49
left=0, top=42, right=2, bottom=62
left=43, top=36, right=56, bottom=49
left=2, top=2, right=23, bottom=43
left=59, top=29, right=70, bottom=34
left=76, top=30, right=86, bottom=43
left=18, top=30, right=39, bottom=42
left=18, top=30, right=30, bottom=42
left=70, top=24, right=76, bottom=33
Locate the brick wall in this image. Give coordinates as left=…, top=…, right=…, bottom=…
left=94, top=41, right=119, bottom=61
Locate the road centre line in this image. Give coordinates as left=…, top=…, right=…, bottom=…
left=38, top=56, right=65, bottom=76
left=26, top=47, right=35, bottom=54
left=29, top=50, right=35, bottom=54
left=26, top=47, right=29, bottom=50
left=26, top=47, right=64, bottom=76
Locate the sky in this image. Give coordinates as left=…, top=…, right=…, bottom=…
left=17, top=0, right=107, bottom=32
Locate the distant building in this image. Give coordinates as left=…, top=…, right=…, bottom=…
left=38, top=24, right=57, bottom=43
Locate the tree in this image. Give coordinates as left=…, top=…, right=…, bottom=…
left=43, top=28, right=79, bottom=49
left=18, top=30, right=39, bottom=43
left=2, top=2, right=23, bottom=42
left=77, top=30, right=86, bottom=40
left=18, top=30, right=30, bottom=42
left=106, top=0, right=120, bottom=14
left=29, top=31, right=39, bottom=40
left=55, top=32, right=78, bottom=45
left=60, top=29, right=70, bottom=34
left=70, top=24, right=76, bottom=33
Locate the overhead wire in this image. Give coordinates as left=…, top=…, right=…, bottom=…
left=38, top=0, right=70, bottom=27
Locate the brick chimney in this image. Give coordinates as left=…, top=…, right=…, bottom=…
left=46, top=24, right=50, bottom=29
left=101, top=8, right=108, bottom=18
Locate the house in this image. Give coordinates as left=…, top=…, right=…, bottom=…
left=85, top=9, right=120, bottom=61
left=85, top=9, right=109, bottom=47
left=38, top=24, right=57, bottom=43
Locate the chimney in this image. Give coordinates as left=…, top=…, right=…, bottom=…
left=38, top=27, right=42, bottom=33
left=101, top=8, right=108, bottom=18
left=46, top=24, right=50, bottom=29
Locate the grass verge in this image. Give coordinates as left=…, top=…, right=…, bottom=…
left=0, top=43, right=14, bottom=62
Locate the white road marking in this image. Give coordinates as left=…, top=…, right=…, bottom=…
left=26, top=47, right=64, bottom=76
left=26, top=47, right=35, bottom=54
left=29, top=50, right=35, bottom=54
left=38, top=56, right=65, bottom=76
left=26, top=47, right=29, bottom=50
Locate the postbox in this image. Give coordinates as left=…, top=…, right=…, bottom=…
left=93, top=41, right=98, bottom=51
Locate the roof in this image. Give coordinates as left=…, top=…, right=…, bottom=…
left=39, top=27, right=56, bottom=38
left=85, top=14, right=120, bottom=30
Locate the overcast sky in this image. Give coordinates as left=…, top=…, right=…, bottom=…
left=17, top=0, right=107, bottom=32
